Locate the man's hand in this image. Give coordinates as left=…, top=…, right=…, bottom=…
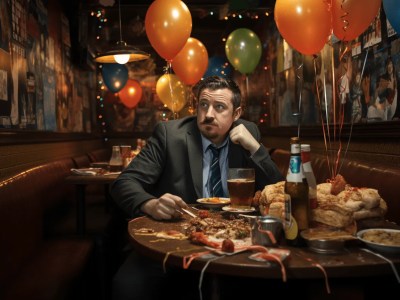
left=229, top=124, right=260, bottom=155
left=141, top=193, right=188, bottom=220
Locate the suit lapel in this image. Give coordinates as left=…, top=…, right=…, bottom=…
left=187, top=124, right=203, bottom=198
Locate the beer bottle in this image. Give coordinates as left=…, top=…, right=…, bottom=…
left=301, top=144, right=317, bottom=210
left=284, top=137, right=309, bottom=245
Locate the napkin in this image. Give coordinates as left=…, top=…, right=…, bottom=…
left=70, top=168, right=99, bottom=176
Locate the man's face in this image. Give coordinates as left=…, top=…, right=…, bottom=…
left=196, top=88, right=241, bottom=145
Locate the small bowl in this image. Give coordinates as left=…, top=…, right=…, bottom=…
left=301, top=228, right=357, bottom=254
left=303, top=237, right=346, bottom=254
left=251, top=215, right=284, bottom=247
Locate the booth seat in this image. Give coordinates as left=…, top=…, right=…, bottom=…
left=270, top=148, right=400, bottom=224
left=0, top=147, right=114, bottom=300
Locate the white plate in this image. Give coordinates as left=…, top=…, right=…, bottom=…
left=222, top=205, right=256, bottom=213
left=357, top=228, right=400, bottom=254
left=196, top=197, right=231, bottom=208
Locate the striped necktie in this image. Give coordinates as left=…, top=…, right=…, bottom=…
left=208, top=145, right=224, bottom=197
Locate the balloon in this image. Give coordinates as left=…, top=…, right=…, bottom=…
left=204, top=56, right=233, bottom=78
left=118, top=79, right=142, bottom=108
left=332, top=0, right=381, bottom=42
left=225, top=28, right=262, bottom=75
left=145, top=0, right=192, bottom=61
left=101, top=63, right=128, bottom=93
left=275, top=0, right=331, bottom=55
left=156, top=74, right=187, bottom=112
left=171, top=37, right=208, bottom=85
left=383, top=0, right=400, bottom=35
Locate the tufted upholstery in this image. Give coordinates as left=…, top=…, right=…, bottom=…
left=0, top=158, right=93, bottom=300
left=270, top=148, right=400, bottom=224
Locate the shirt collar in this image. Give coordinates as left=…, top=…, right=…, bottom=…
left=201, top=135, right=229, bottom=154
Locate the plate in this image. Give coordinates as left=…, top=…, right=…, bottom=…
left=357, top=228, right=400, bottom=254
left=196, top=197, right=230, bottom=208
left=222, top=206, right=256, bottom=213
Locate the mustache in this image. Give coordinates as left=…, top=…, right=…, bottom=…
left=201, top=117, right=215, bottom=124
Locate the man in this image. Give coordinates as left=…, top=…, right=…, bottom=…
left=110, top=76, right=283, bottom=299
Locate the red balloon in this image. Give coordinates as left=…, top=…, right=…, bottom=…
left=332, top=0, right=381, bottom=41
left=275, top=0, right=331, bottom=55
left=118, top=79, right=142, bottom=109
left=145, top=0, right=192, bottom=61
left=172, top=37, right=208, bottom=86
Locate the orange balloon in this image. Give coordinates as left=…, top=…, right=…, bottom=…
left=274, top=0, right=331, bottom=55
left=145, top=0, right=192, bottom=61
left=172, top=37, right=209, bottom=86
left=332, top=0, right=381, bottom=42
left=118, top=79, right=142, bottom=109
left=156, top=74, right=187, bottom=112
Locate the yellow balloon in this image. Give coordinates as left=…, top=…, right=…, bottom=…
left=156, top=74, right=187, bottom=112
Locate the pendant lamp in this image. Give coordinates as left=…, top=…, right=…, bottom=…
left=95, top=0, right=150, bottom=64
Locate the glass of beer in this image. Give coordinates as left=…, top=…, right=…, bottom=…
left=227, top=168, right=255, bottom=209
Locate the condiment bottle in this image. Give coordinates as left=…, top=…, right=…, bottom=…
left=284, top=137, right=309, bottom=245
left=109, top=146, right=123, bottom=172
left=301, top=144, right=317, bottom=210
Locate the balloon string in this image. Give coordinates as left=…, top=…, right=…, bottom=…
left=328, top=46, right=336, bottom=179
left=313, top=53, right=332, bottom=179
left=245, top=75, right=249, bottom=112
left=340, top=0, right=350, bottom=41
left=295, top=59, right=304, bottom=139
left=338, top=47, right=370, bottom=174
left=165, top=60, right=178, bottom=119
left=334, top=43, right=351, bottom=178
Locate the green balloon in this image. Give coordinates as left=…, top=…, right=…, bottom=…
left=225, top=28, right=262, bottom=75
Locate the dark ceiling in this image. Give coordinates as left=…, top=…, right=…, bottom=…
left=64, top=0, right=276, bottom=71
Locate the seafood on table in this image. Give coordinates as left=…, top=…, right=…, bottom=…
left=258, top=175, right=388, bottom=230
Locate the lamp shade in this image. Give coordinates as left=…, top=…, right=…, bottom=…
left=95, top=41, right=150, bottom=64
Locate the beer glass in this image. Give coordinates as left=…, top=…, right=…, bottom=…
left=227, top=168, right=255, bottom=209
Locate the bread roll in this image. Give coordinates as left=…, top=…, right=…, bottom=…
left=337, top=189, right=364, bottom=212
left=311, top=208, right=353, bottom=228
left=359, top=188, right=381, bottom=209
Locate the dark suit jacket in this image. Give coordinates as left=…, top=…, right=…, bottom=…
left=110, top=116, right=283, bottom=217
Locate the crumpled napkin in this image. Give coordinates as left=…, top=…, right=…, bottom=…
left=70, top=168, right=100, bottom=176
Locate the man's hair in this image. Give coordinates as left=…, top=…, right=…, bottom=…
left=193, top=76, right=242, bottom=109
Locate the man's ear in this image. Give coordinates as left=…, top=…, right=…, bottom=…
left=233, top=107, right=242, bottom=121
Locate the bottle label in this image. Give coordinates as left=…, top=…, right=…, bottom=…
left=287, top=156, right=302, bottom=183
left=303, top=162, right=313, bottom=172
left=289, top=156, right=301, bottom=174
